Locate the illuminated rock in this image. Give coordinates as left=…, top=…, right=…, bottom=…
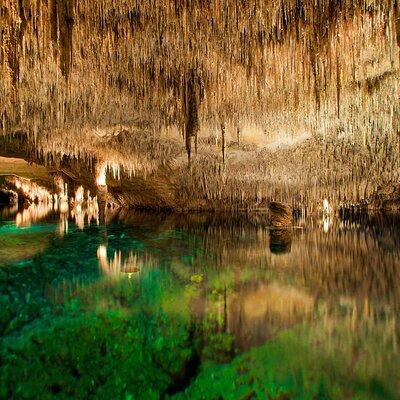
left=269, top=202, right=293, bottom=228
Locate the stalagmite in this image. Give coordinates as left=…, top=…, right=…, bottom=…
left=95, top=161, right=108, bottom=223
left=269, top=202, right=293, bottom=228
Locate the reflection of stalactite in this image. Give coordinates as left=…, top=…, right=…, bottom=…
left=97, top=186, right=108, bottom=225
left=97, top=246, right=144, bottom=278
left=15, top=203, right=54, bottom=228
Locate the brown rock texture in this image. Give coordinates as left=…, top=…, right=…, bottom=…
left=269, top=202, right=293, bottom=228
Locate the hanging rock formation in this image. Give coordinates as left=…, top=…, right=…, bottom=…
left=1, top=1, right=400, bottom=211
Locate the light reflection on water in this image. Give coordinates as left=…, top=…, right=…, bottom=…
left=0, top=206, right=399, bottom=379
left=0, top=201, right=99, bottom=231
left=15, top=203, right=53, bottom=227
left=97, top=245, right=150, bottom=278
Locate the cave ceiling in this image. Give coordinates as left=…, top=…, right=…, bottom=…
left=1, top=0, right=399, bottom=208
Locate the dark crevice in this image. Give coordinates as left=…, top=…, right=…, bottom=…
left=164, top=350, right=201, bottom=397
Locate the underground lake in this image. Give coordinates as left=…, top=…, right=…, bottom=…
left=0, top=206, right=399, bottom=399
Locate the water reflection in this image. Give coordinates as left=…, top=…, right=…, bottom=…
left=15, top=203, right=53, bottom=227
left=322, top=214, right=332, bottom=232
left=0, top=201, right=99, bottom=232
left=227, top=282, right=314, bottom=350
left=0, top=203, right=18, bottom=218
left=94, top=211, right=399, bottom=356
left=97, top=245, right=147, bottom=278
left=1, top=207, right=399, bottom=376
left=56, top=211, right=67, bottom=236
left=269, top=229, right=292, bottom=254
left=70, top=202, right=99, bottom=230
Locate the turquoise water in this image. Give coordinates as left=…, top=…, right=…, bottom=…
left=0, top=207, right=399, bottom=399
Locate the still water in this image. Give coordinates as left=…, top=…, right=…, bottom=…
left=0, top=205, right=399, bottom=399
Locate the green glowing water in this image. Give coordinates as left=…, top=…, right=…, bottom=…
left=0, top=209, right=399, bottom=399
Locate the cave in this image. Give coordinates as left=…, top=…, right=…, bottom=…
left=1, top=1, right=399, bottom=399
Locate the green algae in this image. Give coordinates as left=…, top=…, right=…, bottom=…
left=173, top=320, right=400, bottom=400
left=0, top=213, right=400, bottom=399
left=6, top=288, right=395, bottom=400
left=0, top=310, right=191, bottom=399
left=0, top=227, right=102, bottom=336
left=0, top=270, right=193, bottom=399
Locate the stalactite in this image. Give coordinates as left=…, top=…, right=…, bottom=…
left=58, top=0, right=75, bottom=78
left=0, top=0, right=399, bottom=210
left=394, top=0, right=400, bottom=49
left=50, top=0, right=59, bottom=54
left=183, top=69, right=202, bottom=163
left=221, top=122, right=226, bottom=164
left=1, top=0, right=25, bottom=90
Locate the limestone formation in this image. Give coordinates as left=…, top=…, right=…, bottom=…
left=1, top=1, right=399, bottom=210
left=269, top=202, right=293, bottom=228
